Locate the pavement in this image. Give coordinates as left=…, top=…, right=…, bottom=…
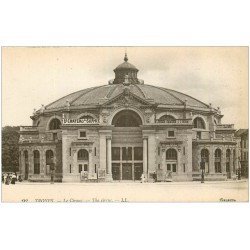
left=1, top=179, right=248, bottom=202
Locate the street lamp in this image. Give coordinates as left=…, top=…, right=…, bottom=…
left=200, top=159, right=205, bottom=183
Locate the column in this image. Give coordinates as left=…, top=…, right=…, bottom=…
left=177, top=148, right=181, bottom=173
left=161, top=148, right=166, bottom=171
left=88, top=148, right=93, bottom=174
left=221, top=147, right=226, bottom=173
left=229, top=149, right=233, bottom=175
left=106, top=136, right=113, bottom=181
left=209, top=147, right=215, bottom=173
left=143, top=136, right=148, bottom=176
left=28, top=149, right=33, bottom=175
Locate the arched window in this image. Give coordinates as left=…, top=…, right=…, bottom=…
left=233, top=149, right=236, bottom=172
left=77, top=149, right=89, bottom=161
left=166, top=148, right=177, bottom=172
left=33, top=150, right=40, bottom=174
left=49, top=118, right=61, bottom=130
left=226, top=149, right=231, bottom=174
left=214, top=148, right=222, bottom=173
left=166, top=149, right=177, bottom=160
left=46, top=150, right=54, bottom=165
left=193, top=117, right=205, bottom=129
left=112, top=110, right=142, bottom=127
left=158, top=115, right=176, bottom=123
left=201, top=149, right=209, bottom=162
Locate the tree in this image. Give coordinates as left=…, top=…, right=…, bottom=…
left=2, top=126, right=20, bottom=172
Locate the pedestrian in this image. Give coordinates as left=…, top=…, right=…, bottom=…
left=11, top=173, right=17, bottom=184
left=50, top=164, right=55, bottom=184
left=18, top=175, right=23, bottom=182
left=153, top=171, right=157, bottom=183
left=5, top=174, right=10, bottom=185
left=140, top=173, right=146, bottom=183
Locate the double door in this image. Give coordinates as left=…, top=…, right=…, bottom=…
left=112, top=163, right=143, bottom=181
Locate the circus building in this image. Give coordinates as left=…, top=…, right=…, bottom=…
left=19, top=54, right=240, bottom=182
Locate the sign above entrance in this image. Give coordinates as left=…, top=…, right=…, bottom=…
left=62, top=114, right=99, bottom=125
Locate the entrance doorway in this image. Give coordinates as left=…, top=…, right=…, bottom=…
left=111, top=146, right=143, bottom=181
left=122, top=163, right=132, bottom=180
left=134, top=163, right=143, bottom=180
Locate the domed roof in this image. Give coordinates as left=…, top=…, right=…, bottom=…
left=42, top=54, right=209, bottom=112
left=44, top=83, right=209, bottom=111
left=114, top=53, right=138, bottom=72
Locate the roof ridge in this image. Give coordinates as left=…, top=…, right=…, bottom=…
left=70, top=85, right=105, bottom=105
left=106, top=84, right=119, bottom=98
left=45, top=87, right=92, bottom=109
left=144, top=84, right=183, bottom=105
left=133, top=84, right=146, bottom=98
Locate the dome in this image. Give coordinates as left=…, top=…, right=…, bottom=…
left=114, top=53, right=138, bottom=72
left=40, top=54, right=209, bottom=112
left=44, top=83, right=209, bottom=111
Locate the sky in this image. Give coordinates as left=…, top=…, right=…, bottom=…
left=2, top=47, right=248, bottom=129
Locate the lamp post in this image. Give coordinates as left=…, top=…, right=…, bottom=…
left=200, top=160, right=205, bottom=183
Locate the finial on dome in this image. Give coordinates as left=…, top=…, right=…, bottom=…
left=124, top=52, right=128, bottom=62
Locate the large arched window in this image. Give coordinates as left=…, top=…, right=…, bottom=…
left=193, top=117, right=205, bottom=129
left=33, top=150, right=40, bottom=174
left=49, top=118, right=61, bottom=130
left=214, top=148, right=222, bottom=173
left=112, top=110, right=142, bottom=127
left=158, top=115, right=176, bottom=123
left=77, top=149, right=89, bottom=161
left=201, top=148, right=209, bottom=173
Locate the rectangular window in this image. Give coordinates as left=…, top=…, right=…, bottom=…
left=167, top=164, right=171, bottom=171
left=69, top=148, right=71, bottom=156
left=183, top=147, right=185, bottom=155
left=79, top=164, right=82, bottom=173
left=94, top=147, right=96, bottom=156
left=53, top=133, right=58, bottom=141
left=69, top=164, right=71, bottom=173
left=215, top=162, right=221, bottom=173
left=168, top=131, right=175, bottom=137
left=112, top=147, right=120, bottom=161
left=197, top=131, right=201, bottom=139
left=158, top=147, right=160, bottom=156
left=122, top=147, right=132, bottom=161
left=127, top=147, right=132, bottom=160
left=95, top=164, right=97, bottom=173
left=183, top=163, right=185, bottom=172
left=134, top=147, right=143, bottom=160
left=158, top=164, right=161, bottom=169
left=172, top=164, right=176, bottom=172
left=80, top=131, right=86, bottom=138
left=84, top=164, right=88, bottom=171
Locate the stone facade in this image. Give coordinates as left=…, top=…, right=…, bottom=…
left=19, top=55, right=238, bottom=182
